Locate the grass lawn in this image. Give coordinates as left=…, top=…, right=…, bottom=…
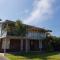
left=6, top=52, right=60, bottom=60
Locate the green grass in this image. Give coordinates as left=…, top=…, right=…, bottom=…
left=6, top=52, right=60, bottom=60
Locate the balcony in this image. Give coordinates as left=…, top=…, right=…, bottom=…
left=26, top=32, right=46, bottom=40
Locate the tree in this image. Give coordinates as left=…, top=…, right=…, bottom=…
left=15, top=20, right=26, bottom=36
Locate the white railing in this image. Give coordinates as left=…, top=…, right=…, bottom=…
left=26, top=32, right=46, bottom=40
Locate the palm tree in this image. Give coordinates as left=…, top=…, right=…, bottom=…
left=15, top=20, right=26, bottom=37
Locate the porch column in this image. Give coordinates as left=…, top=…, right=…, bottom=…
left=26, top=39, right=30, bottom=52
left=2, top=38, right=6, bottom=49
left=21, top=39, right=23, bottom=51
left=6, top=38, right=10, bottom=49
left=39, top=40, right=42, bottom=52
left=2, top=38, right=10, bottom=50
left=2, top=38, right=7, bottom=55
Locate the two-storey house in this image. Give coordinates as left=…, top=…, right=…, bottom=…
left=0, top=20, right=52, bottom=52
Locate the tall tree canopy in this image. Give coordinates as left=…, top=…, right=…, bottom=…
left=15, top=20, right=26, bottom=36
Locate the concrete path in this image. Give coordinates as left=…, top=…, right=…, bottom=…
left=0, top=56, right=8, bottom=60
left=0, top=53, right=9, bottom=60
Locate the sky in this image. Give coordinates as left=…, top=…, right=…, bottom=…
left=0, top=0, right=60, bottom=36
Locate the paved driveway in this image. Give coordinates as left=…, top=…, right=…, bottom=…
left=0, top=53, right=9, bottom=60
left=0, top=56, right=8, bottom=60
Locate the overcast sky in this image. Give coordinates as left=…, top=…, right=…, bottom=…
left=0, top=0, right=60, bottom=36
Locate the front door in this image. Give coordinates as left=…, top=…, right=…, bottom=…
left=30, top=40, right=39, bottom=51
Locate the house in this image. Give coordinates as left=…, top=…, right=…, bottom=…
left=0, top=20, right=52, bottom=52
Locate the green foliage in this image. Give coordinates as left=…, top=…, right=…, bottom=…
left=6, top=52, right=60, bottom=60
left=45, top=36, right=60, bottom=52
left=52, top=36, right=60, bottom=42
left=15, top=20, right=26, bottom=36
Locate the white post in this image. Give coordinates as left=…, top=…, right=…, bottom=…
left=2, top=38, right=10, bottom=56
left=39, top=40, right=42, bottom=52
left=4, top=38, right=6, bottom=56
left=21, top=39, right=23, bottom=51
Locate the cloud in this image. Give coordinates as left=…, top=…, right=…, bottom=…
left=23, top=0, right=55, bottom=24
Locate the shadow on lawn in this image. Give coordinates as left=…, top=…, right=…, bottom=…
left=8, top=51, right=60, bottom=60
